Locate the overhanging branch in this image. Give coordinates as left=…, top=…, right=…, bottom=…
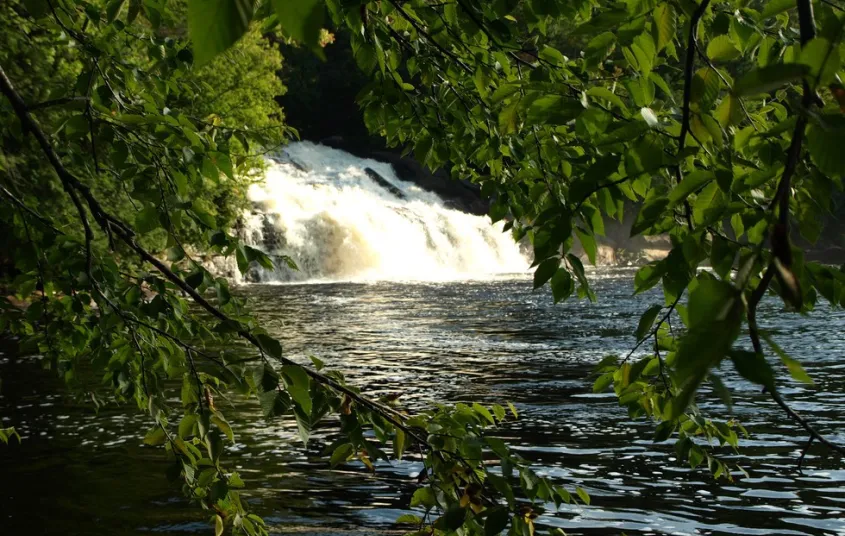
left=0, top=62, right=428, bottom=448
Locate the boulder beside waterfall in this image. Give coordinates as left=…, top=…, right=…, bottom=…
left=321, top=136, right=487, bottom=215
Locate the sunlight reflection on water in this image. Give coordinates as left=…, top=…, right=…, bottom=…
left=1, top=267, right=844, bottom=535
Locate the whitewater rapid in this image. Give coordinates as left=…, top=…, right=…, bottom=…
left=238, top=142, right=528, bottom=282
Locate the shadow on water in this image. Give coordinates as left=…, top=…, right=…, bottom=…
left=1, top=267, right=844, bottom=535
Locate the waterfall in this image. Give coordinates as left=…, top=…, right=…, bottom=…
left=237, top=142, right=528, bottom=282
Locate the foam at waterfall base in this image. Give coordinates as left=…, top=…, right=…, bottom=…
left=238, top=142, right=528, bottom=283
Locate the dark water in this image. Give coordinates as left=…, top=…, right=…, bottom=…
left=2, top=268, right=845, bottom=535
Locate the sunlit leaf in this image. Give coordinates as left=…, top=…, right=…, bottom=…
left=188, top=0, right=254, bottom=66
left=734, top=63, right=810, bottom=96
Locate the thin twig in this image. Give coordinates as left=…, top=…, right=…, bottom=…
left=693, top=42, right=759, bottom=131
left=0, top=186, right=64, bottom=234
left=797, top=435, right=814, bottom=472
left=674, top=0, right=711, bottom=230
left=28, top=96, right=90, bottom=111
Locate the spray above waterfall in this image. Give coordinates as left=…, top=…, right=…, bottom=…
left=238, top=142, right=529, bottom=282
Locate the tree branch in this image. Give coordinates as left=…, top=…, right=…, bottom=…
left=678, top=0, right=712, bottom=157
left=0, top=185, right=64, bottom=234
left=28, top=96, right=90, bottom=111
left=674, top=0, right=711, bottom=230
left=0, top=62, right=429, bottom=448
left=384, top=0, right=472, bottom=75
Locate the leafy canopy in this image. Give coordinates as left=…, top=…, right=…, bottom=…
left=2, top=0, right=845, bottom=535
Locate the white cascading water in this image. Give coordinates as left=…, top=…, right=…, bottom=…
left=238, top=142, right=528, bottom=282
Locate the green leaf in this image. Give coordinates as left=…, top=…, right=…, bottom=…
left=760, top=0, right=794, bottom=19
left=330, top=443, right=354, bottom=467
left=669, top=280, right=742, bottom=417
left=167, top=246, right=185, bottom=262
left=498, top=101, right=519, bottom=134
left=105, top=0, right=127, bottom=22
left=634, top=261, right=665, bottom=293
left=143, top=426, right=167, bottom=446
left=709, top=373, right=733, bottom=411
left=539, top=45, right=565, bottom=66
left=410, top=487, right=436, bottom=509
left=526, top=96, right=584, bottom=125
left=215, top=514, right=224, bottom=536
left=135, top=206, right=160, bottom=233
left=212, top=152, right=234, bottom=181
left=178, top=414, right=197, bottom=438
left=258, top=390, right=291, bottom=419
left=692, top=181, right=721, bottom=226
left=211, top=414, right=234, bottom=442
left=127, top=0, right=140, bottom=23
left=436, top=505, right=467, bottom=531
left=800, top=38, right=841, bottom=87
left=205, top=429, right=223, bottom=461
left=534, top=257, right=560, bottom=289
left=485, top=507, right=510, bottom=536
left=256, top=333, right=282, bottom=359
left=706, top=36, right=740, bottom=62
left=734, top=63, right=810, bottom=96
left=575, top=228, right=597, bottom=265
left=393, top=428, right=406, bottom=460
left=625, top=134, right=664, bottom=175
left=488, top=473, right=515, bottom=507
left=650, top=72, right=676, bottom=103
left=575, top=487, right=591, bottom=505
left=550, top=267, right=574, bottom=303
left=23, top=0, right=49, bottom=18
left=761, top=332, right=813, bottom=384
left=593, top=371, right=614, bottom=392
left=631, top=196, right=669, bottom=236
left=806, top=115, right=845, bottom=178
left=309, top=355, right=324, bottom=370
left=273, top=0, right=325, bottom=53
left=688, top=446, right=704, bottom=468
left=635, top=304, right=663, bottom=340
left=710, top=235, right=735, bottom=279
left=64, top=115, right=89, bottom=139
left=473, top=403, right=496, bottom=425
left=282, top=365, right=312, bottom=415
left=688, top=279, right=738, bottom=328
left=729, top=350, right=775, bottom=391
left=690, top=68, right=721, bottom=111
left=396, top=514, right=424, bottom=525
left=652, top=3, right=676, bottom=52
left=668, top=171, right=714, bottom=206
left=254, top=363, right=279, bottom=392
left=654, top=420, right=675, bottom=442
left=633, top=33, right=656, bottom=76
left=228, top=472, right=245, bottom=488
left=567, top=254, right=594, bottom=302
left=586, top=87, right=628, bottom=111
left=507, top=401, right=519, bottom=418
left=585, top=32, right=617, bottom=67
left=715, top=94, right=743, bottom=127
left=188, top=0, right=254, bottom=66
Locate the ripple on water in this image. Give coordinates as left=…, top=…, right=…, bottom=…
left=1, top=270, right=844, bottom=535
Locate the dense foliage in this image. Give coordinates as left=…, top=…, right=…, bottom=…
left=1, top=0, right=844, bottom=535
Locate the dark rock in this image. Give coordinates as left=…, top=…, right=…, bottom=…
left=364, top=167, right=405, bottom=199
left=319, top=136, right=487, bottom=215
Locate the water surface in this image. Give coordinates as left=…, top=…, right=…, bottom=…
left=2, top=268, right=844, bottom=535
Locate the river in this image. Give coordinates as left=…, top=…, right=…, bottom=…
left=1, top=270, right=844, bottom=535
